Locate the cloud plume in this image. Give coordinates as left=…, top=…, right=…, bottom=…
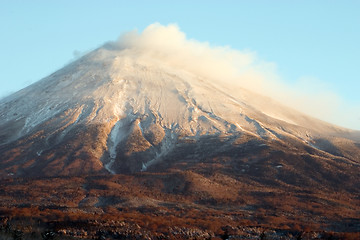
left=105, top=23, right=359, bottom=130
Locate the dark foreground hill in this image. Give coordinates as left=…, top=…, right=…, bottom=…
left=0, top=164, right=359, bottom=239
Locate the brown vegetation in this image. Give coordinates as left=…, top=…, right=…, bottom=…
left=0, top=169, right=359, bottom=239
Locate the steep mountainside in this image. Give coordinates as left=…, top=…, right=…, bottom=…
left=0, top=46, right=360, bottom=178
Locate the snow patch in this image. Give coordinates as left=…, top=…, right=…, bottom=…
left=141, top=162, right=148, bottom=172
left=308, top=142, right=322, bottom=151
left=244, top=115, right=267, bottom=138
left=141, top=129, right=177, bottom=171
left=105, top=118, right=131, bottom=173
left=138, top=120, right=144, bottom=135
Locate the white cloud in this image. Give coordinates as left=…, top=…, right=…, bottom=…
left=104, top=23, right=359, bottom=130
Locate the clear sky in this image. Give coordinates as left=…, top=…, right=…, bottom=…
left=1, top=1, right=359, bottom=129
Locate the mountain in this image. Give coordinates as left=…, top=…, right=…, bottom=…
left=1, top=28, right=360, bottom=238
left=0, top=45, right=359, bottom=180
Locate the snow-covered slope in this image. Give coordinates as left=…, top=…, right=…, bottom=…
left=0, top=46, right=359, bottom=176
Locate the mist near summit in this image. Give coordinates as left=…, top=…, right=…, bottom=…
left=101, top=23, right=359, bottom=130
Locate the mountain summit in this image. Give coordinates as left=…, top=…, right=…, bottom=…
left=0, top=25, right=359, bottom=178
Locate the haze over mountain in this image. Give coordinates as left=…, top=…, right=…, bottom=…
left=0, top=23, right=359, bottom=178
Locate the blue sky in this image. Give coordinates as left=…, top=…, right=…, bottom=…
left=1, top=1, right=359, bottom=129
